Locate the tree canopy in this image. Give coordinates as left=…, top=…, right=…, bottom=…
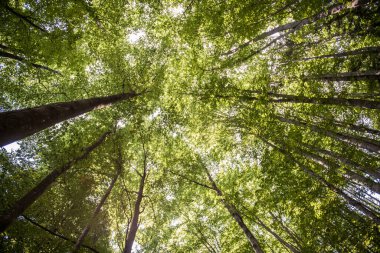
left=1, top=0, right=380, bottom=252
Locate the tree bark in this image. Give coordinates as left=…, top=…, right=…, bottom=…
left=123, top=147, right=147, bottom=253
left=22, top=215, right=99, bottom=253
left=0, top=50, right=61, bottom=74
left=203, top=167, right=264, bottom=253
left=296, top=46, right=380, bottom=61
left=72, top=148, right=122, bottom=252
left=0, top=92, right=137, bottom=146
left=260, top=137, right=380, bottom=225
left=276, top=116, right=380, bottom=154
left=0, top=131, right=111, bottom=232
left=2, top=4, right=47, bottom=32
left=311, top=70, right=380, bottom=81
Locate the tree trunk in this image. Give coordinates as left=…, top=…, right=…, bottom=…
left=72, top=149, right=122, bottom=252
left=22, top=215, right=99, bottom=253
left=203, top=167, right=264, bottom=253
left=268, top=212, right=303, bottom=250
left=2, top=3, right=47, bottom=32
left=123, top=148, right=147, bottom=253
left=0, top=92, right=137, bottom=146
left=261, top=138, right=380, bottom=224
left=222, top=2, right=363, bottom=56
left=276, top=116, right=380, bottom=154
left=0, top=131, right=110, bottom=232
left=297, top=46, right=380, bottom=61
left=0, top=50, right=61, bottom=74
left=311, top=70, right=380, bottom=81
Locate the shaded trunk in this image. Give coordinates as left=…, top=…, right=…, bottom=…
left=0, top=50, right=61, bottom=74
left=22, top=215, right=99, bottom=253
left=0, top=131, right=110, bottom=232
left=269, top=212, right=303, bottom=249
left=260, top=137, right=380, bottom=224
left=254, top=216, right=300, bottom=253
left=297, top=46, right=380, bottom=61
left=73, top=151, right=122, bottom=252
left=123, top=149, right=147, bottom=253
left=0, top=92, right=137, bottom=146
left=204, top=167, right=264, bottom=253
left=276, top=116, right=380, bottom=154
left=311, top=70, right=380, bottom=81
left=222, top=2, right=363, bottom=56
left=3, top=4, right=47, bottom=32
left=296, top=147, right=380, bottom=194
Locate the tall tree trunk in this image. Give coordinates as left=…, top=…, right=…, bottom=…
left=296, top=46, right=380, bottom=61
left=0, top=92, right=137, bottom=146
left=275, top=116, right=380, bottom=154
left=22, top=215, right=99, bottom=253
left=268, top=212, right=303, bottom=250
left=253, top=215, right=300, bottom=253
left=72, top=148, right=123, bottom=252
left=0, top=131, right=111, bottom=232
left=123, top=147, right=147, bottom=253
left=222, top=1, right=363, bottom=56
left=203, top=167, right=264, bottom=253
left=260, top=137, right=380, bottom=224
left=2, top=3, right=47, bottom=32
left=311, top=70, right=380, bottom=81
left=0, top=50, right=61, bottom=74
left=301, top=143, right=380, bottom=180
left=295, top=147, right=380, bottom=194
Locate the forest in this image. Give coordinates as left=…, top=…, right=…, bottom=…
left=0, top=0, right=379, bottom=252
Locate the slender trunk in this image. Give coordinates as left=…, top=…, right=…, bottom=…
left=254, top=216, right=300, bottom=253
left=297, top=46, right=380, bottom=61
left=301, top=143, right=380, bottom=180
left=268, top=212, right=303, bottom=249
left=123, top=150, right=147, bottom=253
left=203, top=167, right=264, bottom=253
left=0, top=92, right=137, bottom=146
left=311, top=70, right=380, bottom=81
left=22, top=215, right=99, bottom=253
left=261, top=138, right=380, bottom=224
left=2, top=4, right=47, bottom=32
left=72, top=153, right=122, bottom=252
left=276, top=116, right=380, bottom=154
left=222, top=2, right=363, bottom=56
left=0, top=50, right=61, bottom=75
left=296, top=147, right=380, bottom=194
left=0, top=131, right=111, bottom=232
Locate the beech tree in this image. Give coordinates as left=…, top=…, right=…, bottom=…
left=1, top=0, right=379, bottom=252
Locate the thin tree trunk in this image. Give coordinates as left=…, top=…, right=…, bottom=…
left=123, top=146, right=148, bottom=253
left=296, top=46, right=380, bottom=61
left=276, top=116, right=380, bottom=154
left=268, top=212, right=303, bottom=250
left=295, top=147, right=380, bottom=194
left=2, top=4, right=47, bottom=32
left=0, top=50, right=61, bottom=75
left=311, top=70, right=380, bottom=81
left=0, top=131, right=111, bottom=232
left=222, top=1, right=363, bottom=56
left=72, top=148, right=123, bottom=252
left=22, top=215, right=99, bottom=253
left=260, top=137, right=380, bottom=224
left=0, top=92, right=138, bottom=146
left=203, top=167, right=264, bottom=253
left=253, top=215, right=300, bottom=253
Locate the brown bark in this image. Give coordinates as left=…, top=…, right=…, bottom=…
left=311, top=70, right=380, bottom=81
left=0, top=50, right=61, bottom=75
left=123, top=146, right=148, bottom=253
left=203, top=167, right=264, bottom=253
left=260, top=137, right=380, bottom=224
left=276, top=116, right=380, bottom=154
left=0, top=131, right=111, bottom=232
left=22, top=215, right=99, bottom=253
left=0, top=92, right=138, bottom=146
left=269, top=212, right=303, bottom=249
left=72, top=148, right=122, bottom=252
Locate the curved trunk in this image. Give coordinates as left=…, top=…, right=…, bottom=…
left=0, top=92, right=137, bottom=146
left=0, top=131, right=111, bottom=232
